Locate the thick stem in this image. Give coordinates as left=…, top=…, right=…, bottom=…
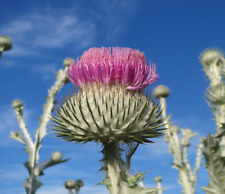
left=104, top=142, right=120, bottom=194
left=103, top=142, right=129, bottom=194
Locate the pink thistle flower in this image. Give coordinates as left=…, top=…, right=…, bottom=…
left=67, top=47, right=159, bottom=90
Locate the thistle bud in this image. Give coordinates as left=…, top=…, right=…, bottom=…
left=75, top=179, right=84, bottom=188
left=153, top=85, right=170, bottom=98
left=200, top=49, right=224, bottom=67
left=0, top=36, right=13, bottom=51
left=170, top=125, right=179, bottom=134
left=154, top=176, right=162, bottom=182
left=12, top=99, right=24, bottom=113
left=50, top=151, right=62, bottom=162
left=181, top=129, right=196, bottom=147
left=64, top=179, right=76, bottom=189
left=200, top=49, right=225, bottom=86
left=63, top=58, right=73, bottom=67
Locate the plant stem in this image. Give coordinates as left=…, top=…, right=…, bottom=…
left=104, top=142, right=120, bottom=194
left=157, top=182, right=162, bottom=194
left=103, top=142, right=129, bottom=194
left=69, top=189, right=73, bottom=194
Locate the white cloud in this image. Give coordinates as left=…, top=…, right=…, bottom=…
left=31, top=63, right=58, bottom=82
left=1, top=12, right=95, bottom=57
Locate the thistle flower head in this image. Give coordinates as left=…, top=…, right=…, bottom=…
left=52, top=47, right=164, bottom=144
left=67, top=47, right=159, bottom=90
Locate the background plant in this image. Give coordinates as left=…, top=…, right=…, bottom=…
left=200, top=49, right=225, bottom=194
left=10, top=58, right=70, bottom=194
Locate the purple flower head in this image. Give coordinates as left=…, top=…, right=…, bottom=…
left=67, top=47, right=159, bottom=90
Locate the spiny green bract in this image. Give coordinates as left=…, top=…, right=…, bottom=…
left=206, top=83, right=225, bottom=105
left=51, top=84, right=164, bottom=144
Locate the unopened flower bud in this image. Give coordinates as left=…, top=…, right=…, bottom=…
left=12, top=99, right=24, bottom=112
left=153, top=85, right=170, bottom=98
left=0, top=36, right=13, bottom=51
left=183, top=129, right=195, bottom=137
left=170, top=125, right=179, bottom=134
left=50, top=151, right=62, bottom=162
left=75, top=179, right=84, bottom=188
left=64, top=179, right=76, bottom=189
left=63, top=58, right=73, bottom=67
left=200, top=49, right=224, bottom=67
left=200, top=49, right=224, bottom=86
left=154, top=176, right=162, bottom=182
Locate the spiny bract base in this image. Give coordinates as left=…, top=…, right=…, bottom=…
left=51, top=84, right=164, bottom=144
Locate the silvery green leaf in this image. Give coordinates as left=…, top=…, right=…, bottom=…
left=202, top=134, right=225, bottom=194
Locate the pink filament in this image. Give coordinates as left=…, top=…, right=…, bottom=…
left=67, top=47, right=159, bottom=90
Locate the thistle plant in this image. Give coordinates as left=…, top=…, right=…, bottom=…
left=51, top=47, right=165, bottom=194
left=201, top=49, right=225, bottom=155
left=10, top=60, right=70, bottom=194
left=153, top=85, right=203, bottom=194
left=0, top=35, right=12, bottom=58
left=200, top=49, right=225, bottom=193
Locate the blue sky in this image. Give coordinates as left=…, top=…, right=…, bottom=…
left=1, top=0, right=225, bottom=193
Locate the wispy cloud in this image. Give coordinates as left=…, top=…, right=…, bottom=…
left=1, top=0, right=140, bottom=60
left=1, top=13, right=95, bottom=57
left=31, top=63, right=58, bottom=82
left=88, top=0, right=140, bottom=42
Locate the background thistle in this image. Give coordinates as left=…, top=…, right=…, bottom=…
left=10, top=60, right=70, bottom=194
left=153, top=85, right=203, bottom=194
left=200, top=48, right=225, bottom=193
